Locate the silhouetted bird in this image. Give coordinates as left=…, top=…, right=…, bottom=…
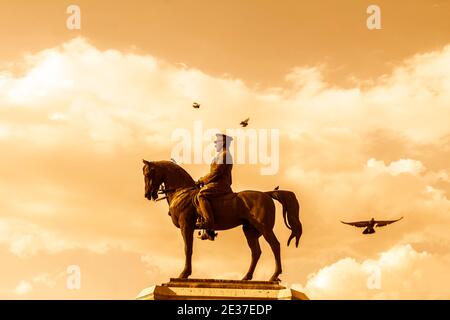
left=274, top=186, right=279, bottom=190
left=341, top=217, right=403, bottom=234
left=240, top=118, right=249, bottom=127
left=192, top=102, right=200, bottom=109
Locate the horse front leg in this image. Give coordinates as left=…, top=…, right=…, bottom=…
left=178, top=223, right=194, bottom=278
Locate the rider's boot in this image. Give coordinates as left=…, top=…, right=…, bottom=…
left=196, top=198, right=217, bottom=241
left=195, top=197, right=215, bottom=230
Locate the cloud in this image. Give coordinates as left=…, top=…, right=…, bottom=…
left=0, top=38, right=449, bottom=298
left=31, top=273, right=60, bottom=288
left=0, top=218, right=110, bottom=258
left=366, top=158, right=426, bottom=176
left=11, top=273, right=59, bottom=297
left=14, top=280, right=32, bottom=295
left=295, top=244, right=450, bottom=299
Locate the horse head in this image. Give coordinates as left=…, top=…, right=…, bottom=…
left=142, top=159, right=164, bottom=200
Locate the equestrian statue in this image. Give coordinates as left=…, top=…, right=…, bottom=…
left=142, top=133, right=302, bottom=282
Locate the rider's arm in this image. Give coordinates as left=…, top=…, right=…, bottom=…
left=199, top=151, right=228, bottom=184
left=199, top=162, right=226, bottom=185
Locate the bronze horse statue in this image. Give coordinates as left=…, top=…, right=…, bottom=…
left=142, top=160, right=302, bottom=282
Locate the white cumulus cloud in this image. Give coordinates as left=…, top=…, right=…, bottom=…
left=295, top=244, right=450, bottom=299
left=14, top=280, right=32, bottom=296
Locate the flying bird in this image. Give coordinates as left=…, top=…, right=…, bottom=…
left=240, top=118, right=250, bottom=127
left=192, top=102, right=200, bottom=109
left=274, top=186, right=279, bottom=190
left=341, top=217, right=403, bottom=234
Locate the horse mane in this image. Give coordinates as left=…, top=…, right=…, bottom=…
left=153, top=160, right=195, bottom=185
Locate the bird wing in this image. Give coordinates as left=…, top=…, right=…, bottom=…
left=341, top=220, right=370, bottom=228
left=244, top=118, right=250, bottom=122
left=375, top=217, right=403, bottom=227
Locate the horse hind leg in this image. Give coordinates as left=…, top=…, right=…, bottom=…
left=242, top=224, right=262, bottom=281
left=263, top=229, right=282, bottom=282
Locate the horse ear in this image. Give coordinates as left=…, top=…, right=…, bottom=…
left=143, top=159, right=150, bottom=165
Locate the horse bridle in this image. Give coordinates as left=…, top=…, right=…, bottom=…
left=155, top=185, right=198, bottom=202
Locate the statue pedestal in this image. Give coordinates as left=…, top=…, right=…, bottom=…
left=136, top=278, right=309, bottom=300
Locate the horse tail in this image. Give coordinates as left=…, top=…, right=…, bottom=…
left=265, top=190, right=302, bottom=248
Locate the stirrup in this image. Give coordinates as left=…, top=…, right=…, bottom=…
left=195, top=220, right=213, bottom=230
left=207, top=229, right=218, bottom=240
left=197, top=229, right=217, bottom=241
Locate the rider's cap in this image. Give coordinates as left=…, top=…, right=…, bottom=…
left=214, top=133, right=233, bottom=144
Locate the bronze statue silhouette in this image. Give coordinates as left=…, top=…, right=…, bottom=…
left=142, top=153, right=302, bottom=282
left=341, top=217, right=403, bottom=234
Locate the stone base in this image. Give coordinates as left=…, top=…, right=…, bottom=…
left=136, top=278, right=309, bottom=300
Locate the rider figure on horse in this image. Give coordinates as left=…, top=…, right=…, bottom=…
left=195, top=133, right=233, bottom=240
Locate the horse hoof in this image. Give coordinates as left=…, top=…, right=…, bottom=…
left=178, top=272, right=191, bottom=279
left=269, top=276, right=281, bottom=282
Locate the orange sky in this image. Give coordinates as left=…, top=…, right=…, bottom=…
left=0, top=1, right=449, bottom=299
left=2, top=0, right=450, bottom=87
